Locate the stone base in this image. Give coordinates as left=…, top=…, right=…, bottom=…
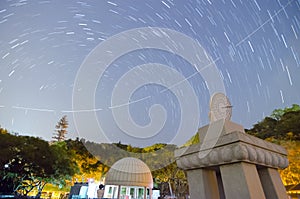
left=175, top=130, right=288, bottom=170
left=175, top=120, right=289, bottom=199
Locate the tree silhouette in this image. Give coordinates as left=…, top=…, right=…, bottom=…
left=53, top=115, right=68, bottom=142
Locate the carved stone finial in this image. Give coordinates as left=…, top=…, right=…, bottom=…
left=209, top=92, right=232, bottom=122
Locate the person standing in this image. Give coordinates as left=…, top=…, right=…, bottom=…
left=87, top=179, right=98, bottom=198
left=97, top=184, right=105, bottom=199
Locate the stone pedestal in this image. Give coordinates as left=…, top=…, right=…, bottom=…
left=175, top=120, right=289, bottom=199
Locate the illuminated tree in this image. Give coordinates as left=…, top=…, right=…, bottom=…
left=53, top=115, right=68, bottom=142
left=0, top=125, right=8, bottom=134
left=271, top=104, right=300, bottom=121
left=279, top=141, right=300, bottom=185
left=66, top=138, right=110, bottom=182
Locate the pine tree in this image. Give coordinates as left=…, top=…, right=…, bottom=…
left=53, top=115, right=68, bottom=142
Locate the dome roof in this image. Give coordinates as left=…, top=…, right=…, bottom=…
left=105, top=157, right=153, bottom=188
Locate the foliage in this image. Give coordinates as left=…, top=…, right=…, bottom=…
left=0, top=133, right=78, bottom=197
left=279, top=141, right=300, bottom=185
left=152, top=162, right=188, bottom=198
left=49, top=142, right=79, bottom=186
left=52, top=115, right=68, bottom=142
left=66, top=138, right=110, bottom=182
left=0, top=125, right=8, bottom=134
left=246, top=104, right=300, bottom=140
left=181, top=133, right=199, bottom=147
left=271, top=104, right=300, bottom=121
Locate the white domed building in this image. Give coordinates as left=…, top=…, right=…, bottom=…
left=103, top=157, right=153, bottom=199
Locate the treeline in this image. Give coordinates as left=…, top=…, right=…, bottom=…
left=0, top=129, right=187, bottom=198
left=246, top=104, right=300, bottom=141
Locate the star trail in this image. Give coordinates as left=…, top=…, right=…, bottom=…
left=0, top=0, right=299, bottom=146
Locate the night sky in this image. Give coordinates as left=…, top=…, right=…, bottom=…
left=0, top=0, right=299, bottom=147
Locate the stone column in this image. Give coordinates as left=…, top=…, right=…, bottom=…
left=186, top=169, right=220, bottom=199
left=258, top=168, right=288, bottom=199
left=220, top=162, right=266, bottom=199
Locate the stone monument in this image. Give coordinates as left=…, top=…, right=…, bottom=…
left=175, top=93, right=289, bottom=199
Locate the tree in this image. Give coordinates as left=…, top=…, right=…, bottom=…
left=47, top=142, right=79, bottom=191
left=65, top=138, right=110, bottom=182
left=246, top=117, right=278, bottom=139
left=246, top=105, right=300, bottom=141
left=0, top=132, right=79, bottom=198
left=0, top=125, right=8, bottom=134
left=53, top=115, right=68, bottom=142
left=276, top=110, right=300, bottom=140
left=152, top=162, right=188, bottom=198
left=271, top=104, right=300, bottom=121
left=279, top=141, right=300, bottom=185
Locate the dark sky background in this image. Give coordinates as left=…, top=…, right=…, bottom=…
left=0, top=0, right=299, bottom=147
